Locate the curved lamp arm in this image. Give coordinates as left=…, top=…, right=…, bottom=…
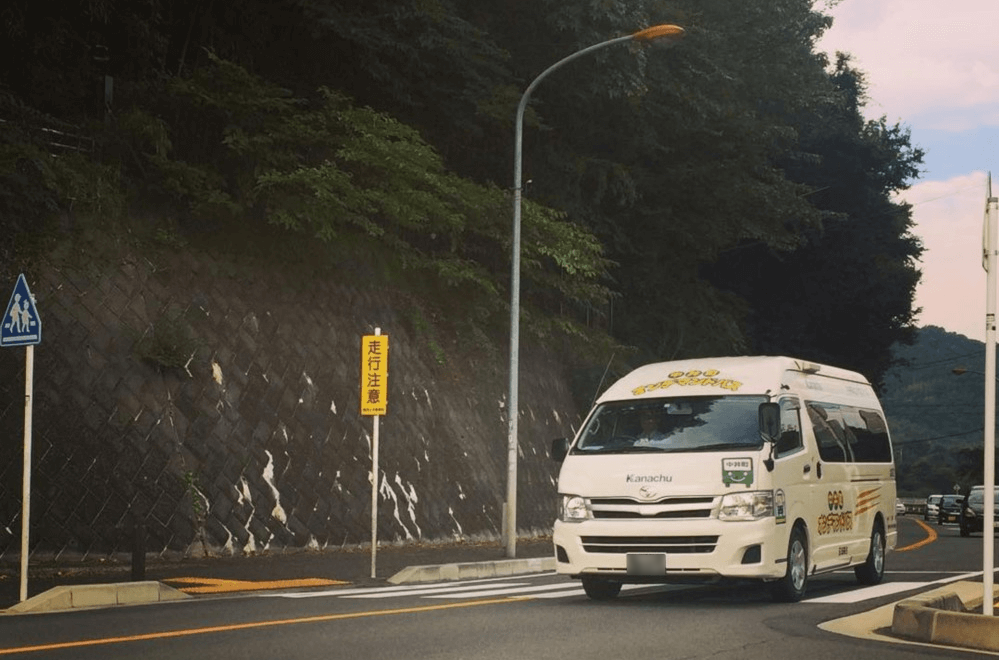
left=505, top=24, right=685, bottom=558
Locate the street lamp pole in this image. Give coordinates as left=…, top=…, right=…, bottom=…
left=505, top=24, right=685, bottom=558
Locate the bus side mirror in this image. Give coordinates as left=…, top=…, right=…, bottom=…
left=551, top=438, right=570, bottom=462
left=759, top=402, right=781, bottom=443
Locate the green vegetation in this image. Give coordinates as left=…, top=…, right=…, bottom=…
left=134, top=308, right=199, bottom=371
left=0, top=0, right=924, bottom=385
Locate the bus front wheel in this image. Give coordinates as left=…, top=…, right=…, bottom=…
left=854, top=523, right=886, bottom=585
left=772, top=526, right=808, bottom=602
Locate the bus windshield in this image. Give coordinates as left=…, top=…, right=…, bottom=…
left=572, top=396, right=767, bottom=454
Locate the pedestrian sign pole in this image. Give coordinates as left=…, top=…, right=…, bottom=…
left=361, top=329, right=388, bottom=578
left=1, top=273, right=42, bottom=602
left=983, top=175, right=997, bottom=616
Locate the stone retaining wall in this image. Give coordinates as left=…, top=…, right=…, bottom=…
left=0, top=242, right=580, bottom=560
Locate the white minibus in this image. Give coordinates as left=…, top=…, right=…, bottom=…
left=551, top=356, right=897, bottom=602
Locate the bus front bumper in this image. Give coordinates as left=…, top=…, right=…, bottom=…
left=553, top=518, right=787, bottom=582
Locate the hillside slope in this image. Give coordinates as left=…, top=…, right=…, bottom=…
left=882, top=326, right=989, bottom=495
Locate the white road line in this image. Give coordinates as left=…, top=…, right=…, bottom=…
left=804, top=571, right=988, bottom=603
left=271, top=570, right=985, bottom=605
left=270, top=574, right=538, bottom=599
left=528, top=588, right=587, bottom=599
left=343, top=582, right=535, bottom=599
left=424, top=583, right=586, bottom=599
left=427, top=582, right=677, bottom=600
left=805, top=582, right=926, bottom=603
left=929, top=571, right=986, bottom=585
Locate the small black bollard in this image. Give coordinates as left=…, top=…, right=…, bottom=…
left=131, top=522, right=146, bottom=581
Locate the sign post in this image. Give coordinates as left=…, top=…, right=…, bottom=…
left=1, top=273, right=42, bottom=602
left=361, top=329, right=388, bottom=578
left=983, top=175, right=997, bottom=616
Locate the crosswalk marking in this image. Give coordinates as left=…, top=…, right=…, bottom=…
left=805, top=570, right=985, bottom=604
left=270, top=571, right=976, bottom=605
left=343, top=582, right=536, bottom=599
left=507, top=583, right=675, bottom=599
left=271, top=575, right=541, bottom=600
left=805, top=582, right=925, bottom=603
left=423, top=583, right=587, bottom=599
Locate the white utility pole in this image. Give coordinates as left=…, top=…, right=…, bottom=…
left=984, top=174, right=997, bottom=616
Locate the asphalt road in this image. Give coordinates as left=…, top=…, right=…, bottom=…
left=0, top=518, right=995, bottom=659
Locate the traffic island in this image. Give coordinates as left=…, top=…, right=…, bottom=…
left=388, top=557, right=555, bottom=584
left=891, top=581, right=999, bottom=652
left=2, top=581, right=190, bottom=615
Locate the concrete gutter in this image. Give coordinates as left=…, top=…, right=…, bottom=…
left=387, top=557, right=555, bottom=584
left=2, top=581, right=190, bottom=615
left=891, top=580, right=999, bottom=652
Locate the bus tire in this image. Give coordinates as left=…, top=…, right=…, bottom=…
left=772, top=525, right=808, bottom=602
left=854, top=522, right=886, bottom=585
left=581, top=576, right=622, bottom=600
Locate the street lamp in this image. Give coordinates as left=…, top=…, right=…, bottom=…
left=504, top=24, right=685, bottom=558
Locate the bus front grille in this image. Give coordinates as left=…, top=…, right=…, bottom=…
left=580, top=535, right=718, bottom=554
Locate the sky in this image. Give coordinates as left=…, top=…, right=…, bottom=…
left=815, top=0, right=999, bottom=341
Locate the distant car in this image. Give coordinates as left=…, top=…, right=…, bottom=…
left=938, top=494, right=963, bottom=525
left=925, top=494, right=942, bottom=522
left=959, top=489, right=999, bottom=536
left=895, top=500, right=906, bottom=515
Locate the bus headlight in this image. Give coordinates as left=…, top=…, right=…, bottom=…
left=560, top=495, right=592, bottom=522
left=719, top=491, right=774, bottom=521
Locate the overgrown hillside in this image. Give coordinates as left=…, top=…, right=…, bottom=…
left=882, top=326, right=995, bottom=496
left=2, top=0, right=924, bottom=386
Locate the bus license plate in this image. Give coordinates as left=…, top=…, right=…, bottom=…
left=627, top=553, right=666, bottom=575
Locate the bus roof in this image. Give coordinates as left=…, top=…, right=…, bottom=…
left=597, top=356, right=872, bottom=404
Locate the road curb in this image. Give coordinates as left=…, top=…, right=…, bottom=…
left=891, top=580, right=999, bottom=652
left=2, top=581, right=190, bottom=615
left=387, top=557, right=555, bottom=584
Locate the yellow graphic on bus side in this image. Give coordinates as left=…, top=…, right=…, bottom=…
left=818, top=488, right=854, bottom=535
left=854, top=486, right=882, bottom=517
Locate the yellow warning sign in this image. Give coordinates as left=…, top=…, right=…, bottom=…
left=361, top=334, right=388, bottom=416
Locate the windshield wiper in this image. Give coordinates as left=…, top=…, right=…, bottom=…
left=686, top=442, right=758, bottom=452
left=576, top=445, right=667, bottom=454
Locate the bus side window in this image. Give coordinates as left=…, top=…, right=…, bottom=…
left=776, top=399, right=802, bottom=458
left=808, top=403, right=849, bottom=462
left=851, top=409, right=893, bottom=463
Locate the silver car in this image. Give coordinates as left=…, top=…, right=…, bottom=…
left=924, top=494, right=942, bottom=521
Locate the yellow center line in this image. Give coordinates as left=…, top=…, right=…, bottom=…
left=0, top=597, right=526, bottom=656
left=896, top=517, right=938, bottom=552
left=162, top=577, right=348, bottom=594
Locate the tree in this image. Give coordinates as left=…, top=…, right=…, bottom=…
left=705, top=55, right=924, bottom=385
left=0, top=0, right=927, bottom=379
left=113, top=55, right=611, bottom=344
left=472, top=0, right=839, bottom=362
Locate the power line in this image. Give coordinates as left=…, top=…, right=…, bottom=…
left=896, top=428, right=983, bottom=446
left=890, top=349, right=985, bottom=371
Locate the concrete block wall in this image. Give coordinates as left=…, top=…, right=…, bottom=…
left=0, top=242, right=581, bottom=560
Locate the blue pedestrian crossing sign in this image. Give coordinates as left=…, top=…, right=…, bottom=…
left=1, top=274, right=41, bottom=347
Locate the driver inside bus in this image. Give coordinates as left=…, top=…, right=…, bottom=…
left=635, top=409, right=668, bottom=446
